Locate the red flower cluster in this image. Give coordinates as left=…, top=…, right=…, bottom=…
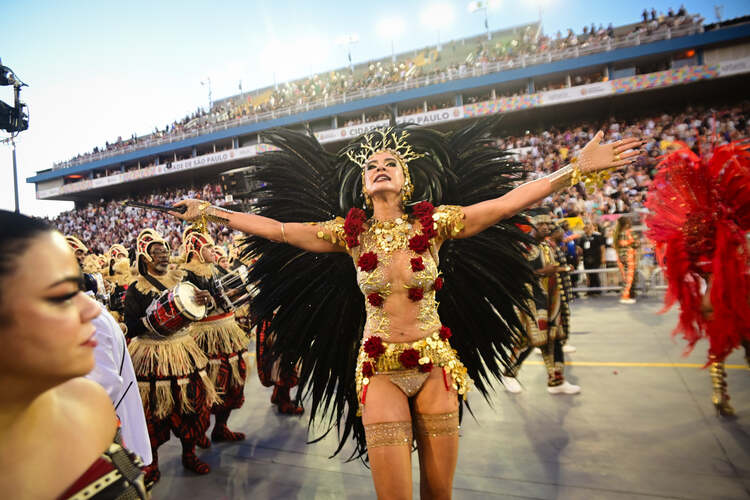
left=408, top=233, right=430, bottom=254
left=419, top=361, right=433, bottom=373
left=361, top=361, right=374, bottom=377
left=399, top=348, right=420, bottom=368
left=408, top=287, right=424, bottom=302
left=367, top=293, right=384, bottom=307
left=344, top=208, right=367, bottom=248
left=422, top=224, right=437, bottom=240
left=410, top=257, right=425, bottom=272
left=433, top=277, right=444, bottom=291
left=363, top=336, right=386, bottom=358
left=412, top=201, right=434, bottom=220
left=357, top=252, right=378, bottom=272
left=413, top=201, right=437, bottom=239
left=439, top=326, right=452, bottom=341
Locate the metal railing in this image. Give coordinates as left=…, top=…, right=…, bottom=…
left=51, top=23, right=704, bottom=170
left=569, top=259, right=666, bottom=296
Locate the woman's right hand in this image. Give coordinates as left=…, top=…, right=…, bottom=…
left=169, top=199, right=204, bottom=221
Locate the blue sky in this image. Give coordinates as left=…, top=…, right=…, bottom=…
left=2, top=0, right=748, bottom=216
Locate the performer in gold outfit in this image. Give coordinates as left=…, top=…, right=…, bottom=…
left=170, top=122, right=640, bottom=498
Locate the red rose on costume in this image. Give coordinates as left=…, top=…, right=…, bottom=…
left=412, top=201, right=435, bottom=219
left=410, top=257, right=425, bottom=272
left=399, top=348, right=420, bottom=368
left=439, top=326, right=452, bottom=340
left=419, top=361, right=433, bottom=373
left=421, top=223, right=437, bottom=239
left=367, top=293, right=384, bottom=307
left=433, top=277, right=444, bottom=291
left=409, top=234, right=430, bottom=254
left=363, top=336, right=386, bottom=358
left=344, top=208, right=367, bottom=247
left=408, top=287, right=424, bottom=302
left=357, top=252, right=378, bottom=272
left=361, top=361, right=374, bottom=377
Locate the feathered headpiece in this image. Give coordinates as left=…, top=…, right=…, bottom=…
left=108, top=244, right=128, bottom=263
left=65, top=235, right=88, bottom=254
left=136, top=228, right=169, bottom=263
left=646, top=141, right=750, bottom=362
left=182, top=226, right=215, bottom=263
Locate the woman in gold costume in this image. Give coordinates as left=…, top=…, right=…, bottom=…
left=171, top=122, right=640, bottom=499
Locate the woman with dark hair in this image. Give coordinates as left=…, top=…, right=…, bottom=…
left=614, top=215, right=640, bottom=304
left=171, top=123, right=640, bottom=498
left=0, top=210, right=148, bottom=499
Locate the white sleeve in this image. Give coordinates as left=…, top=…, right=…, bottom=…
left=85, top=304, right=125, bottom=402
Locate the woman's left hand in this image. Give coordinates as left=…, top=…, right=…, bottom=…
left=578, top=132, right=643, bottom=173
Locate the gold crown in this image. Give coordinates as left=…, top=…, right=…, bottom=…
left=345, top=128, right=425, bottom=169
left=346, top=128, right=425, bottom=205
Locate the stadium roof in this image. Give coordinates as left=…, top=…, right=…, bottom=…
left=27, top=21, right=750, bottom=185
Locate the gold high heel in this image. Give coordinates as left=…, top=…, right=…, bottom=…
left=710, top=360, right=735, bottom=417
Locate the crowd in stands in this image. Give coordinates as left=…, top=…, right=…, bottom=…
left=54, top=7, right=704, bottom=168
left=49, top=100, right=748, bottom=270
left=515, top=102, right=748, bottom=218
left=50, top=184, right=235, bottom=255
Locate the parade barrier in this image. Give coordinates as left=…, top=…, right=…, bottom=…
left=570, top=262, right=666, bottom=296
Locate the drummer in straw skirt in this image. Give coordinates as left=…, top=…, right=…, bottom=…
left=103, top=244, right=132, bottom=326
left=180, top=226, right=251, bottom=442
left=123, top=228, right=219, bottom=484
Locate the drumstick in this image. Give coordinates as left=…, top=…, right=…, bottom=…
left=124, top=201, right=187, bottom=214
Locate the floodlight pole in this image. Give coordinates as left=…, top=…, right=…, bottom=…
left=12, top=135, right=19, bottom=213
left=469, top=2, right=491, bottom=41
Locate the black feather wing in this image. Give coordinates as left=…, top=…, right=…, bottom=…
left=437, top=118, right=535, bottom=398
left=240, top=129, right=368, bottom=460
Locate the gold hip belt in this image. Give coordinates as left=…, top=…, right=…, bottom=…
left=355, top=330, right=472, bottom=414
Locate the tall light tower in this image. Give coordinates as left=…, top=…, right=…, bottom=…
left=337, top=33, right=360, bottom=72
left=468, top=1, right=491, bottom=40
left=0, top=62, right=29, bottom=213
left=377, top=17, right=405, bottom=63
left=420, top=3, right=454, bottom=51
left=200, top=77, right=213, bottom=110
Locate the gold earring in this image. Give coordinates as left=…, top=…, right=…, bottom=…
left=362, top=186, right=372, bottom=208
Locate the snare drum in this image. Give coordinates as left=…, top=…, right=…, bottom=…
left=210, top=265, right=253, bottom=311
left=144, top=282, right=207, bottom=336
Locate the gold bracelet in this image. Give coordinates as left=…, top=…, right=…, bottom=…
left=547, top=165, right=574, bottom=191
left=568, top=155, right=612, bottom=194
left=280, top=222, right=287, bottom=243
left=197, top=202, right=231, bottom=225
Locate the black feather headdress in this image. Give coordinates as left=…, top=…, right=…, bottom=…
left=241, top=119, right=535, bottom=461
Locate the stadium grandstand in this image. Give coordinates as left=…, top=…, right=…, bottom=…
left=28, top=8, right=750, bottom=254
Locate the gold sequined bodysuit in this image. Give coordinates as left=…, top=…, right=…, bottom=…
left=315, top=205, right=472, bottom=412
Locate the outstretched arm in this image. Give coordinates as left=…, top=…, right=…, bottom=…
left=169, top=202, right=346, bottom=254
left=458, top=132, right=642, bottom=239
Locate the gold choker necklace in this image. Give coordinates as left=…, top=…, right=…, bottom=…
left=369, top=215, right=413, bottom=253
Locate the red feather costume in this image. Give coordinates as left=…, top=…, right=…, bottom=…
left=645, top=142, right=750, bottom=363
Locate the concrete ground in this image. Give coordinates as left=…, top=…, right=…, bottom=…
left=151, top=294, right=750, bottom=499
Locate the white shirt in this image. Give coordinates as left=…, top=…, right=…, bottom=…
left=86, top=302, right=152, bottom=465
